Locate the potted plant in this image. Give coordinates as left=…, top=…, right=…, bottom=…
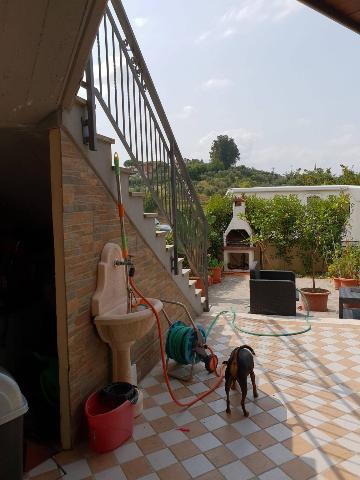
left=339, top=244, right=360, bottom=287
left=208, top=258, right=223, bottom=284
left=327, top=248, right=343, bottom=290
left=299, top=194, right=350, bottom=311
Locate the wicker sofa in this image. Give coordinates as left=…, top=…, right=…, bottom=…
left=249, top=267, right=297, bottom=316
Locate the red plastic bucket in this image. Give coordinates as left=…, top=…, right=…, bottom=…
left=85, top=391, right=134, bottom=453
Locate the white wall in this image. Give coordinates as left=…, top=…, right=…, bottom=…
left=227, top=186, right=360, bottom=241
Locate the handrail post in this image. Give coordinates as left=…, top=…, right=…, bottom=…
left=170, top=140, right=178, bottom=275
left=203, top=224, right=209, bottom=311
left=85, top=54, right=97, bottom=151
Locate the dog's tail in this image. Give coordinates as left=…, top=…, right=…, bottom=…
left=239, top=345, right=256, bottom=356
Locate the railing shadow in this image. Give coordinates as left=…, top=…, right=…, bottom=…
left=203, top=286, right=358, bottom=479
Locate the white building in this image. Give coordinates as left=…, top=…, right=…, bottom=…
left=226, top=185, right=360, bottom=242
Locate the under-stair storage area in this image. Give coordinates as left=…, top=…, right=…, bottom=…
left=0, top=130, right=60, bottom=448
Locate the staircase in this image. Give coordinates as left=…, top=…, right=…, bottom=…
left=63, top=97, right=206, bottom=314
left=78, top=0, right=209, bottom=310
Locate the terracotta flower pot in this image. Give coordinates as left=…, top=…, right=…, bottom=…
left=209, top=267, right=222, bottom=284
left=301, top=288, right=330, bottom=312
left=191, top=277, right=205, bottom=296
left=339, top=278, right=359, bottom=288
left=333, top=278, right=341, bottom=290
left=208, top=275, right=213, bottom=286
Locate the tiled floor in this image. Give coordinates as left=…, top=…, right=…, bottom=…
left=25, top=277, right=360, bottom=479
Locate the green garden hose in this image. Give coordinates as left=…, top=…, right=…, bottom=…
left=206, top=288, right=311, bottom=338
left=166, top=321, right=207, bottom=364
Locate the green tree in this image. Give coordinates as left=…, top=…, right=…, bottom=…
left=338, top=165, right=360, bottom=185
left=185, top=159, right=209, bottom=181
left=209, top=135, right=240, bottom=169
left=243, top=195, right=304, bottom=267
left=205, top=194, right=233, bottom=259
left=298, top=193, right=350, bottom=289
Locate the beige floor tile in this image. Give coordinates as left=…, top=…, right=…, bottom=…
left=286, top=401, right=311, bottom=414
left=196, top=470, right=225, bottom=480
left=133, top=414, right=146, bottom=425
left=170, top=440, right=201, bottom=460
left=146, top=384, right=167, bottom=396
left=246, top=430, right=278, bottom=450
left=319, top=442, right=353, bottom=461
left=54, top=449, right=83, bottom=465
left=282, top=436, right=314, bottom=455
left=87, top=451, right=118, bottom=473
left=150, top=415, right=177, bottom=433
left=201, top=391, right=222, bottom=403
left=242, top=451, right=276, bottom=475
left=158, top=462, right=190, bottom=479
left=190, top=404, right=215, bottom=420
left=256, top=397, right=281, bottom=411
left=162, top=402, right=183, bottom=415
left=218, top=408, right=244, bottom=423
left=121, top=457, right=153, bottom=480
left=317, top=405, right=344, bottom=418
left=205, top=445, right=237, bottom=468
left=30, top=470, right=64, bottom=480
left=320, top=466, right=359, bottom=480
left=212, top=425, right=241, bottom=444
left=259, top=383, right=278, bottom=396
left=283, top=417, right=310, bottom=434
left=143, top=397, right=157, bottom=409
left=281, top=457, right=317, bottom=480
left=318, top=422, right=349, bottom=438
left=252, top=412, right=279, bottom=428
left=137, top=434, right=166, bottom=454
left=315, top=390, right=340, bottom=402
left=170, top=387, right=193, bottom=399
left=183, top=420, right=208, bottom=438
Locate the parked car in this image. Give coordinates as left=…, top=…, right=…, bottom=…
left=155, top=218, right=172, bottom=232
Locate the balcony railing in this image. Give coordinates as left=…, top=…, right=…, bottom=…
left=82, top=0, right=208, bottom=309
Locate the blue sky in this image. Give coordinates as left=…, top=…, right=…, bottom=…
left=106, top=0, right=360, bottom=173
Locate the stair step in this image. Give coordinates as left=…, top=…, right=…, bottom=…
left=97, top=133, right=115, bottom=145
left=189, top=279, right=197, bottom=287
left=156, top=230, right=167, bottom=237
left=195, top=288, right=202, bottom=296
left=129, top=191, right=145, bottom=198
left=166, top=245, right=174, bottom=251
left=182, top=268, right=191, bottom=276
left=201, top=296, right=206, bottom=304
left=143, top=212, right=158, bottom=218
left=178, top=257, right=184, bottom=264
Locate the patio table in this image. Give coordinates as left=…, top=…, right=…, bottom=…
left=339, top=287, right=360, bottom=318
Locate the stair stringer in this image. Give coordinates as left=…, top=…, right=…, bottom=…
left=61, top=101, right=204, bottom=314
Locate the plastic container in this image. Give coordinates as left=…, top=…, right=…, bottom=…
left=85, top=390, right=134, bottom=453
left=101, top=382, right=138, bottom=406
left=0, top=368, right=28, bottom=480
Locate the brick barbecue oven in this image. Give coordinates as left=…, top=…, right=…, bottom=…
left=223, top=197, right=256, bottom=272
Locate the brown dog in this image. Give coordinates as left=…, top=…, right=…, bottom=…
left=224, top=345, right=258, bottom=416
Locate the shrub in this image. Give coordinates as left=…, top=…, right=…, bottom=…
left=205, top=194, right=233, bottom=259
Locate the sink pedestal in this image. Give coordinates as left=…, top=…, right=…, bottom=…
left=112, top=342, right=133, bottom=383
left=92, top=243, right=163, bottom=417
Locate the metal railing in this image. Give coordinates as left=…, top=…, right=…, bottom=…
left=82, top=0, right=208, bottom=309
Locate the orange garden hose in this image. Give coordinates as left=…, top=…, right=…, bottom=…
left=113, top=152, right=225, bottom=407
left=129, top=277, right=225, bottom=408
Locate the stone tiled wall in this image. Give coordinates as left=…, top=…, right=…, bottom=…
left=60, top=130, right=196, bottom=441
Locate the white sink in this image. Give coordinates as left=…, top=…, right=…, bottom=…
left=92, top=243, right=163, bottom=414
